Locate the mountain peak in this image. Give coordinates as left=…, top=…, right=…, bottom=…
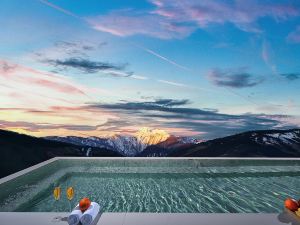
left=134, top=127, right=170, bottom=145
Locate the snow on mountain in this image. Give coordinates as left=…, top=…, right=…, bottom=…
left=46, top=127, right=201, bottom=156
left=135, top=127, right=170, bottom=145
left=46, top=135, right=140, bottom=156
left=106, top=135, right=142, bottom=156
left=252, top=130, right=300, bottom=146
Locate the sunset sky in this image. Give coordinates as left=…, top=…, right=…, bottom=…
left=1, top=0, right=300, bottom=139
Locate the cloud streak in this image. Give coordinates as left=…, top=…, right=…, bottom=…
left=39, top=0, right=81, bottom=19
left=157, top=79, right=188, bottom=87
left=134, top=44, right=192, bottom=72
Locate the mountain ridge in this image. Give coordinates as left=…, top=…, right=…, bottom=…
left=170, top=128, right=300, bottom=157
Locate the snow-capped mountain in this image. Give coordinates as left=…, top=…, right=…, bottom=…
left=171, top=129, right=300, bottom=157
left=46, top=128, right=201, bottom=156
left=135, top=127, right=170, bottom=146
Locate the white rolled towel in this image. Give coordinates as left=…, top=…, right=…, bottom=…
left=67, top=204, right=83, bottom=225
left=80, top=202, right=100, bottom=225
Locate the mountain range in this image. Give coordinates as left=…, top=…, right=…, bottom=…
left=46, top=127, right=201, bottom=156
left=1, top=128, right=300, bottom=178
left=46, top=128, right=300, bottom=157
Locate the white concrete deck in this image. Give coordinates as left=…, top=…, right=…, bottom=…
left=0, top=212, right=300, bottom=225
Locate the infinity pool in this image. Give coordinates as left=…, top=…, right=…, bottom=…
left=0, top=158, right=299, bottom=213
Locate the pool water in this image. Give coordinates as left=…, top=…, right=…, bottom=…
left=0, top=158, right=299, bottom=213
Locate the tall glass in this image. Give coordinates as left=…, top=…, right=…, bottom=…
left=53, top=187, right=61, bottom=201
left=67, top=187, right=74, bottom=212
left=52, top=187, right=62, bottom=222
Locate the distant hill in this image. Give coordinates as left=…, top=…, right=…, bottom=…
left=0, top=129, right=121, bottom=178
left=170, top=129, right=300, bottom=157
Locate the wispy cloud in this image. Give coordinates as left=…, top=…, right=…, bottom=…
left=34, top=41, right=105, bottom=60
left=152, top=0, right=299, bottom=33
left=52, top=41, right=103, bottom=56
left=208, top=68, right=263, bottom=88
left=40, top=0, right=299, bottom=41
left=0, top=60, right=87, bottom=96
left=86, top=0, right=299, bottom=39
left=86, top=9, right=196, bottom=40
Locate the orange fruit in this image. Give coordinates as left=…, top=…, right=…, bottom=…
left=285, top=198, right=299, bottom=211
left=79, top=198, right=91, bottom=212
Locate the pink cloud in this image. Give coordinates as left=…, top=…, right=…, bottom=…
left=0, top=60, right=87, bottom=96
left=86, top=0, right=299, bottom=39
left=86, top=10, right=195, bottom=39
left=27, top=77, right=86, bottom=95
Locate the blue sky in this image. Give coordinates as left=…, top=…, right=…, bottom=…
left=0, top=0, right=300, bottom=139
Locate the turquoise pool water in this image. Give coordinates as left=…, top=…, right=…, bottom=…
left=0, top=158, right=299, bottom=213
